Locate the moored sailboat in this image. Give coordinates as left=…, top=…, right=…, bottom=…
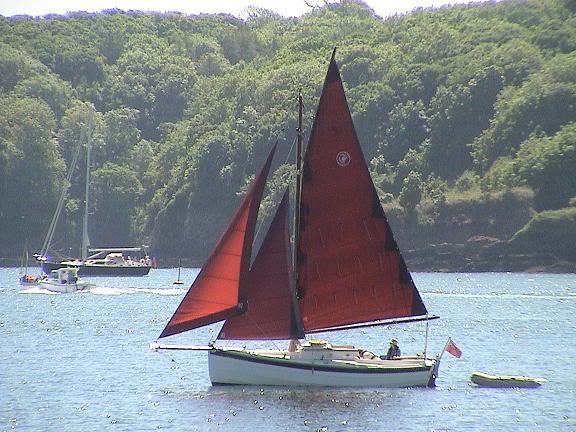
left=152, top=50, right=445, bottom=387
left=173, top=258, right=184, bottom=285
left=35, top=110, right=151, bottom=277
left=18, top=248, right=42, bottom=285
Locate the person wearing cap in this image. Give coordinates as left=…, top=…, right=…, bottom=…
left=386, top=338, right=401, bottom=359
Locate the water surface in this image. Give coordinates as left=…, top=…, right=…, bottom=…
left=1, top=269, right=575, bottom=431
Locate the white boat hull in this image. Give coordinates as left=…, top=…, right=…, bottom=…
left=40, top=280, right=94, bottom=293
left=208, top=348, right=439, bottom=388
left=470, top=372, right=546, bottom=388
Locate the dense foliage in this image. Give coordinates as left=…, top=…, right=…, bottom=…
left=1, top=0, right=575, bottom=265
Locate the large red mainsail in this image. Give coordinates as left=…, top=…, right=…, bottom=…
left=159, top=51, right=431, bottom=343
left=159, top=145, right=276, bottom=338
left=219, top=191, right=304, bottom=340
left=297, top=51, right=428, bottom=333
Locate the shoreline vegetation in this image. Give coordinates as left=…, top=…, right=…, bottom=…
left=3, top=257, right=574, bottom=273
left=1, top=0, right=575, bottom=273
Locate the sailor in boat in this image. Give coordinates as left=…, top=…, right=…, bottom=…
left=385, top=338, right=401, bottom=359
left=288, top=339, right=301, bottom=352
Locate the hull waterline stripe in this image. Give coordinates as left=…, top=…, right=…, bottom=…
left=210, top=349, right=433, bottom=374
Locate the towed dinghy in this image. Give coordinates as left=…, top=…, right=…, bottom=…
left=470, top=372, right=546, bottom=388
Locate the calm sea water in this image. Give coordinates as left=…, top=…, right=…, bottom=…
left=1, top=268, right=575, bottom=432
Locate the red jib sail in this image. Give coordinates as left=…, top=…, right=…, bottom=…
left=159, top=145, right=276, bottom=338
left=219, top=191, right=304, bottom=340
left=297, top=51, right=428, bottom=333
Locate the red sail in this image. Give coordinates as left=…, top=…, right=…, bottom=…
left=297, top=51, right=427, bottom=333
left=219, top=191, right=304, bottom=340
left=159, top=145, right=276, bottom=338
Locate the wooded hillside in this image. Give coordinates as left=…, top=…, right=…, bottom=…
left=1, top=0, right=575, bottom=271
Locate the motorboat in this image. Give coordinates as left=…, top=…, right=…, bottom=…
left=39, top=267, right=95, bottom=293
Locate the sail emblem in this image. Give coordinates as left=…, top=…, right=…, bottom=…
left=336, top=151, right=351, bottom=167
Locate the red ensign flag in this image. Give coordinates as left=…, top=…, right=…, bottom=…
left=445, top=338, right=462, bottom=358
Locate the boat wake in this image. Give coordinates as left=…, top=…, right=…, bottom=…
left=19, top=287, right=59, bottom=295
left=19, top=286, right=185, bottom=296
left=88, top=286, right=186, bottom=296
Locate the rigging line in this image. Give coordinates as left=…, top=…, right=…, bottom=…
left=284, top=134, right=297, bottom=165
left=40, top=128, right=85, bottom=257
left=219, top=314, right=283, bottom=352
left=253, top=136, right=297, bottom=243
left=246, top=313, right=283, bottom=351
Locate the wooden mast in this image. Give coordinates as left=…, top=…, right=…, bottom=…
left=293, top=90, right=303, bottom=292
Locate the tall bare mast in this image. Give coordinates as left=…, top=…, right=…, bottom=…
left=81, top=110, right=94, bottom=261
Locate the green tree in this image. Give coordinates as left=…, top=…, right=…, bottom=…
left=0, top=96, right=64, bottom=254
left=420, top=175, right=448, bottom=223
left=13, top=74, right=74, bottom=120
left=378, top=100, right=428, bottom=165
left=394, top=144, right=427, bottom=195
left=101, top=108, right=140, bottom=163
left=0, top=43, right=50, bottom=92
left=472, top=52, right=576, bottom=172
left=427, top=68, right=503, bottom=179
left=399, top=171, right=422, bottom=223
left=1, top=0, right=576, bottom=263
left=514, top=122, right=576, bottom=210
left=481, top=156, right=519, bottom=192
left=90, top=162, right=144, bottom=246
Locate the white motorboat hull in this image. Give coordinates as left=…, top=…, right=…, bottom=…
left=208, top=348, right=439, bottom=388
left=40, top=280, right=94, bottom=293
left=40, top=267, right=95, bottom=293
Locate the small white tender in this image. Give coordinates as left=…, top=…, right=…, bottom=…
left=470, top=372, right=546, bottom=388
